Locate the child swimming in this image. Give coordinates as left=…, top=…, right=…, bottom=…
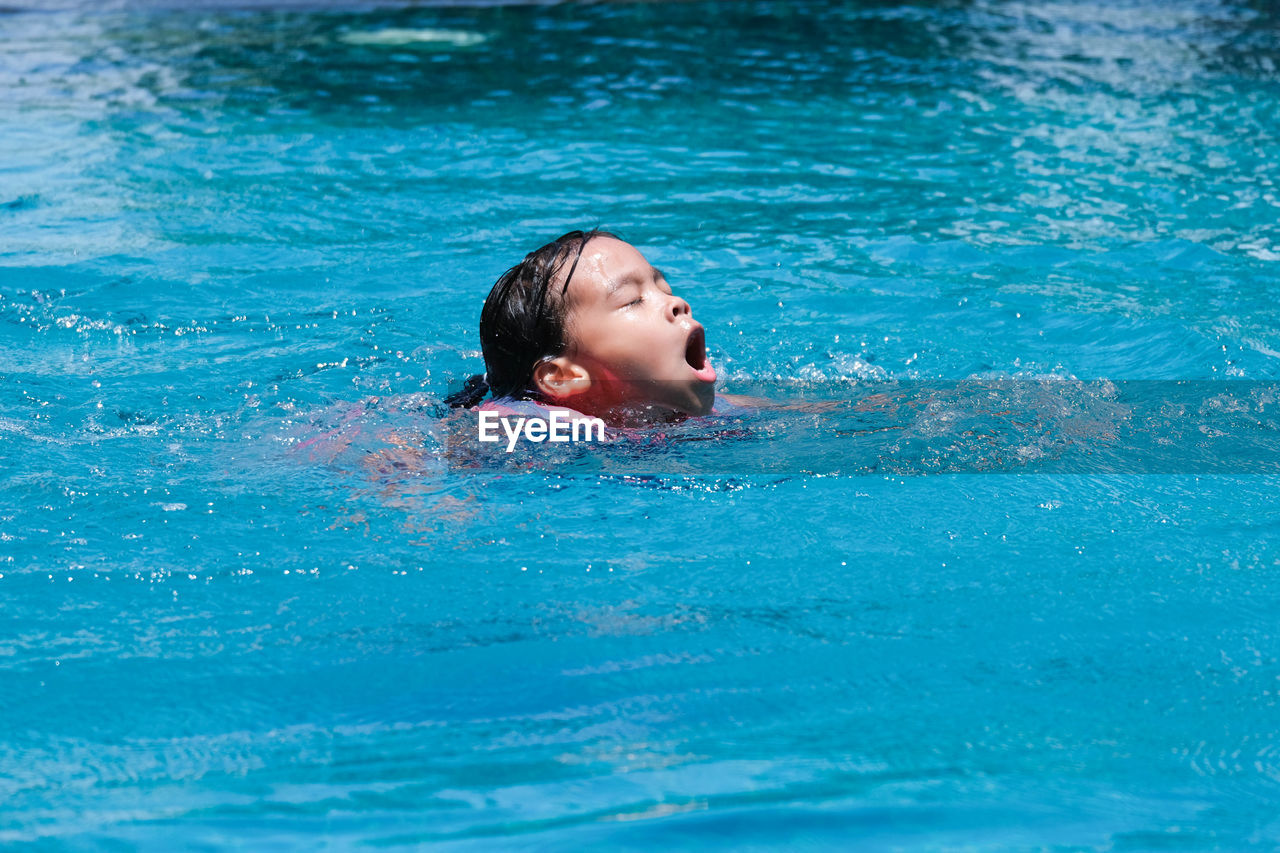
left=447, top=230, right=720, bottom=426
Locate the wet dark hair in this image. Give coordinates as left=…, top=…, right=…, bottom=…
left=445, top=229, right=617, bottom=408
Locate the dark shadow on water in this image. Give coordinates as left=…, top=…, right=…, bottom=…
left=23, top=0, right=987, bottom=122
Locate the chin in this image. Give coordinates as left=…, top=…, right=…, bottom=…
left=688, top=390, right=716, bottom=416
left=675, top=383, right=716, bottom=417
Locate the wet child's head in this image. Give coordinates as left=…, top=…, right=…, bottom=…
left=475, top=230, right=716, bottom=419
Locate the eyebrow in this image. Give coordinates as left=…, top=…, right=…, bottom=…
left=607, top=267, right=668, bottom=294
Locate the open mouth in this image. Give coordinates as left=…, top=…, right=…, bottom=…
left=684, top=325, right=717, bottom=383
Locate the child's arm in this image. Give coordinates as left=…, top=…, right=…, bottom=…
left=718, top=392, right=845, bottom=413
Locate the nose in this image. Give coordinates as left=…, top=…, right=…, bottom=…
left=667, top=293, right=691, bottom=320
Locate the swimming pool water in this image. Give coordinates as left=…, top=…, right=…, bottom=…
left=5, top=0, right=1280, bottom=847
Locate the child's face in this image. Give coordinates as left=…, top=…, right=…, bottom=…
left=559, top=237, right=717, bottom=416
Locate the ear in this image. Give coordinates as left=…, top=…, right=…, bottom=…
left=532, top=356, right=592, bottom=400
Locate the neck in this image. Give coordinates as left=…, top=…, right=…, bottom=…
left=542, top=390, right=687, bottom=428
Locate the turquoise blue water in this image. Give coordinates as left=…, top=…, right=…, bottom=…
left=5, top=0, right=1280, bottom=847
